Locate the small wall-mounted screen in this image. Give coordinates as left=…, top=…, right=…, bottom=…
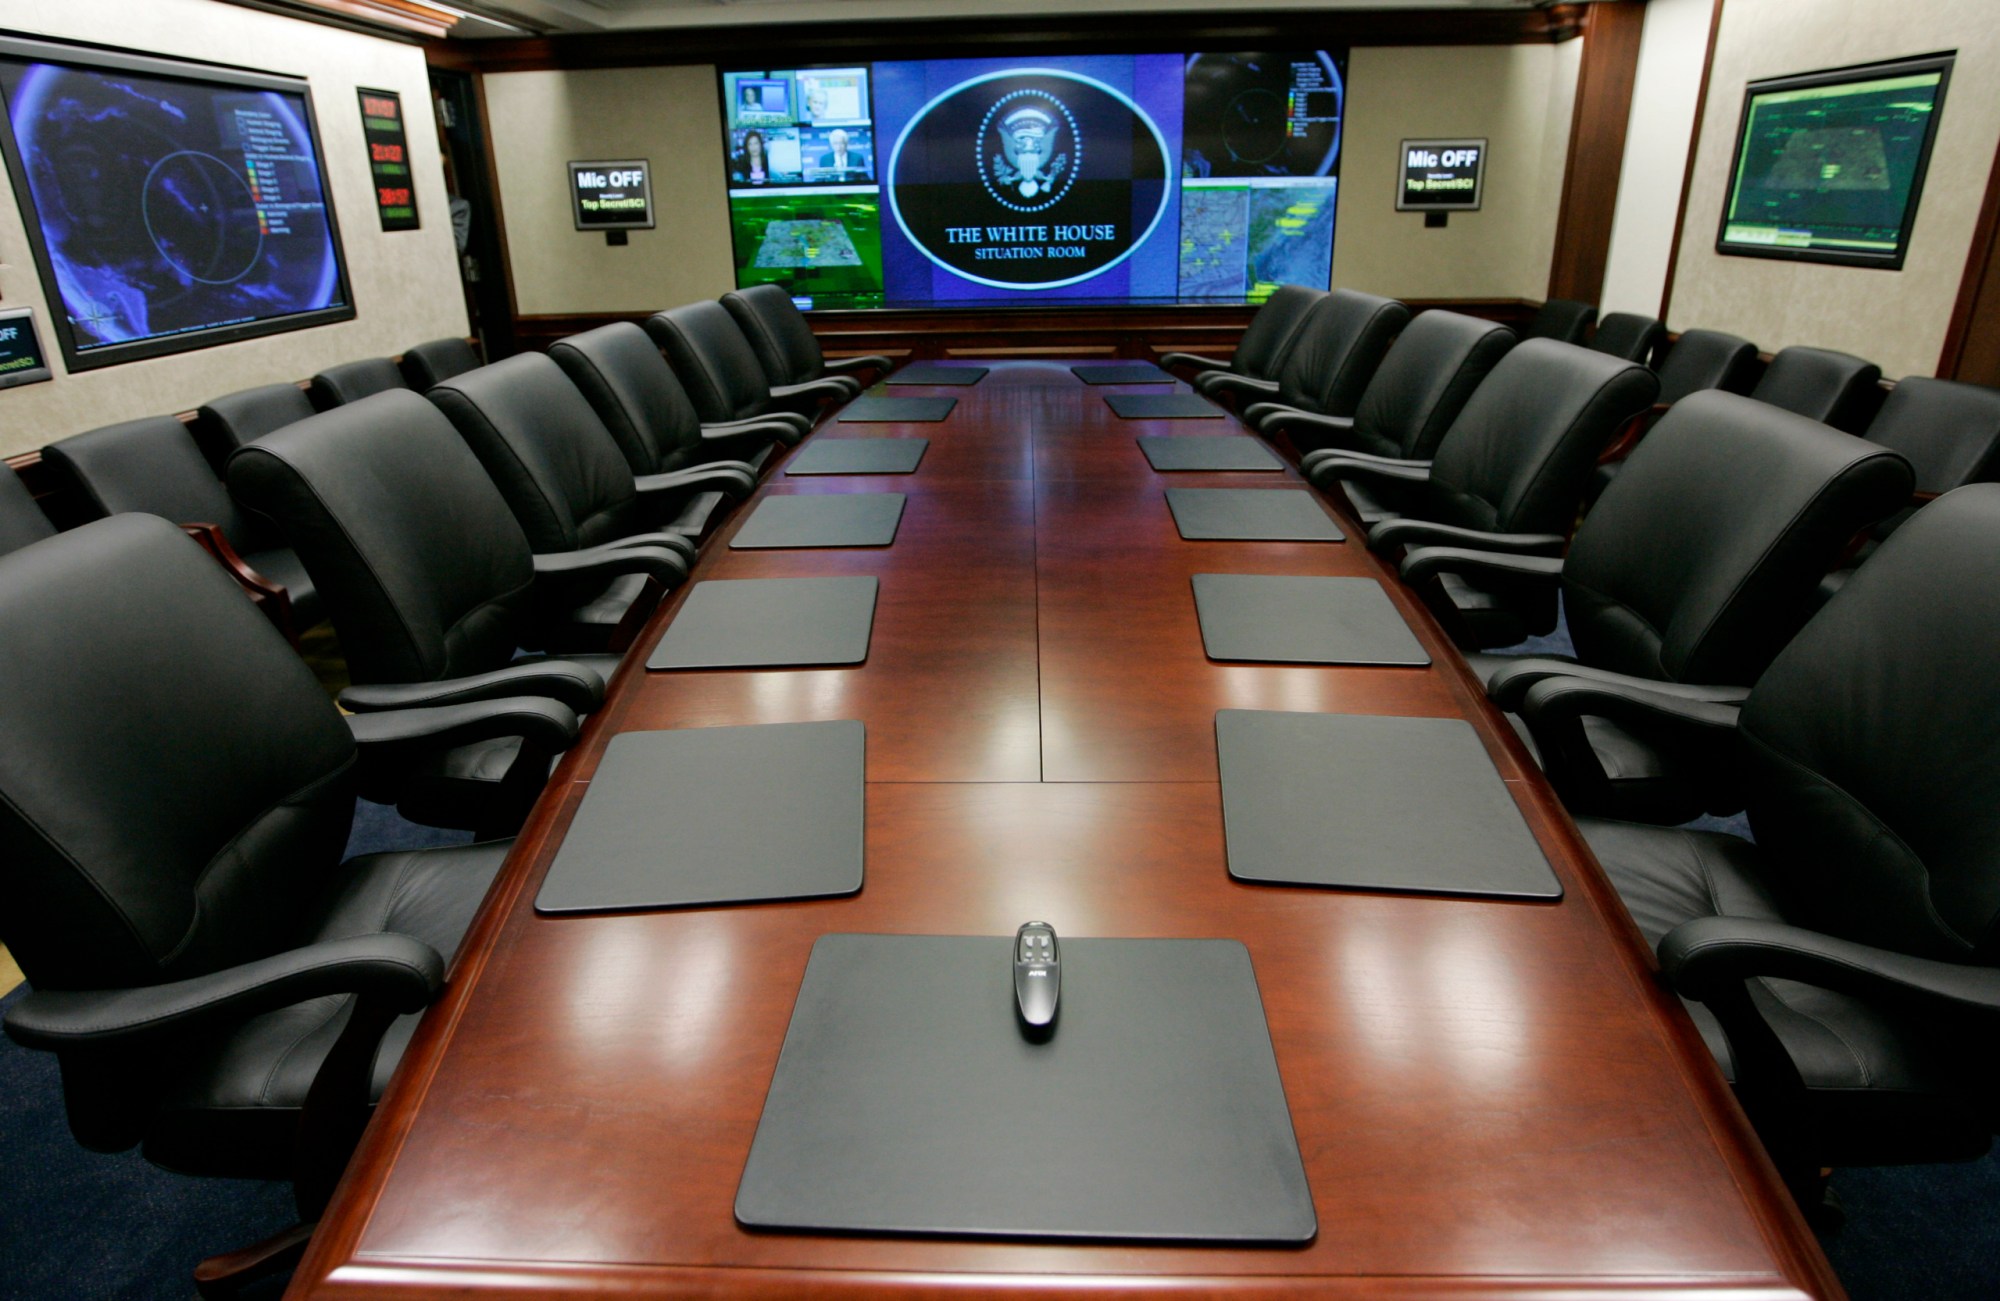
left=0, top=37, right=355, bottom=372
left=1717, top=53, right=1952, bottom=270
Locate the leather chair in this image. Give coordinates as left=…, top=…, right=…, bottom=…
left=1656, top=328, right=1762, bottom=405
left=1538, top=485, right=2000, bottom=1203
left=1156, top=283, right=1323, bottom=394
left=1276, top=310, right=1516, bottom=514
left=722, top=284, right=890, bottom=394
left=1524, top=298, right=1597, bottom=344
left=645, top=300, right=851, bottom=423
left=1589, top=312, right=1666, bottom=365
left=1213, top=288, right=1409, bottom=423
left=1310, top=340, right=1658, bottom=639
left=1750, top=345, right=1882, bottom=433
left=549, top=322, right=802, bottom=479
left=193, top=382, right=318, bottom=471
left=229, top=391, right=684, bottom=831
left=308, top=357, right=410, bottom=411
left=1819, top=376, right=2000, bottom=601
left=0, top=513, right=572, bottom=1292
left=0, top=467, right=55, bottom=557
left=400, top=336, right=482, bottom=391
left=41, top=415, right=323, bottom=635
left=1412, top=391, right=1912, bottom=821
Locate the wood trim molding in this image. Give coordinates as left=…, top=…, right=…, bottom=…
left=1938, top=131, right=2000, bottom=385
left=1546, top=0, right=1647, bottom=306
left=216, top=0, right=459, bottom=41
left=1658, top=0, right=1728, bottom=325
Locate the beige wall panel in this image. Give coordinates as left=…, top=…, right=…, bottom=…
left=1667, top=0, right=2000, bottom=377
left=1599, top=0, right=1712, bottom=316
left=0, top=0, right=466, bottom=455
left=483, top=66, right=735, bottom=316
left=1332, top=43, right=1581, bottom=302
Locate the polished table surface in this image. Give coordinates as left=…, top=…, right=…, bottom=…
left=292, top=362, right=1840, bottom=1299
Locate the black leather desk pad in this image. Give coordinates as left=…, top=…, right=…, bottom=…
left=730, top=493, right=906, bottom=549
left=1192, top=575, right=1429, bottom=666
left=786, top=439, right=929, bottom=476
left=534, top=721, right=864, bottom=915
left=838, top=396, right=958, bottom=422
left=1139, top=435, right=1282, bottom=472
left=736, top=933, right=1315, bottom=1244
left=1073, top=362, right=1172, bottom=385
left=1105, top=392, right=1224, bottom=419
left=1165, top=487, right=1345, bottom=541
left=1215, top=710, right=1562, bottom=901
left=648, top=577, right=877, bottom=670
left=886, top=363, right=987, bottom=386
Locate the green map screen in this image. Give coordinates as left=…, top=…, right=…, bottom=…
left=1717, top=54, right=1951, bottom=270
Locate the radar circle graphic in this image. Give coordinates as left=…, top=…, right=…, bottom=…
left=140, top=151, right=266, bottom=286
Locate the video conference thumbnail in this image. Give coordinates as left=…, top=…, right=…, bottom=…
left=724, top=67, right=876, bottom=186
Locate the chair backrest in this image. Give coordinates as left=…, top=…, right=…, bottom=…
left=1232, top=284, right=1324, bottom=382
left=0, top=469, right=55, bottom=558
left=1590, top=312, right=1666, bottom=365
left=722, top=284, right=825, bottom=389
left=1424, top=339, right=1658, bottom=535
left=550, top=322, right=705, bottom=477
left=42, top=416, right=271, bottom=551
left=228, top=390, right=537, bottom=686
left=1274, top=289, right=1411, bottom=417
left=1564, top=390, right=1913, bottom=687
left=309, top=357, right=410, bottom=411
left=1738, top=483, right=2000, bottom=963
left=1344, top=310, right=1516, bottom=461
left=400, top=337, right=483, bottom=391
left=193, top=382, right=317, bottom=471
left=1525, top=299, right=1597, bottom=344
left=1864, top=377, right=2000, bottom=497
left=644, top=301, right=775, bottom=423
left=0, top=514, right=354, bottom=995
left=1655, top=328, right=1761, bottom=406
left=429, top=353, right=644, bottom=555
left=1750, top=345, right=1882, bottom=432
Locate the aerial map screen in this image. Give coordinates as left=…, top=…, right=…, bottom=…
left=0, top=38, right=354, bottom=372
left=719, top=50, right=1345, bottom=310
left=1717, top=54, right=1952, bottom=270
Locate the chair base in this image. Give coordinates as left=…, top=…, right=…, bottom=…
left=193, top=1220, right=315, bottom=1299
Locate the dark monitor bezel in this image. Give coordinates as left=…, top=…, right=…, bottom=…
left=0, top=34, right=358, bottom=374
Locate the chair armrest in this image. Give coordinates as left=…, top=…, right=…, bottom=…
left=636, top=463, right=756, bottom=500
left=1307, top=456, right=1433, bottom=493
left=1367, top=518, right=1565, bottom=557
left=824, top=355, right=894, bottom=375
left=533, top=541, right=689, bottom=588
left=1158, top=352, right=1228, bottom=374
left=340, top=661, right=606, bottom=714
left=346, top=696, right=582, bottom=759
left=1517, top=675, right=1743, bottom=741
left=596, top=530, right=698, bottom=562
left=700, top=425, right=788, bottom=458
left=1400, top=546, right=1564, bottom=587
left=709, top=411, right=811, bottom=438
left=1486, top=659, right=1752, bottom=713
left=3, top=933, right=445, bottom=1051
left=1240, top=401, right=1296, bottom=427
left=1270, top=413, right=1357, bottom=447
left=770, top=378, right=852, bottom=406
left=1660, top=917, right=2000, bottom=1019
left=1203, top=375, right=1283, bottom=401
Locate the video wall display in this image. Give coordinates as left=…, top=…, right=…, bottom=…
left=1716, top=53, right=1953, bottom=271
left=720, top=50, right=1345, bottom=310
left=0, top=37, right=354, bottom=372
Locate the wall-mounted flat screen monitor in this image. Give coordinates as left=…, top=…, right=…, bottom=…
left=0, top=37, right=354, bottom=373
left=1716, top=52, right=1952, bottom=270
left=720, top=50, right=1345, bottom=311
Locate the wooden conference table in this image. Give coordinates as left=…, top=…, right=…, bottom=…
left=292, top=361, right=1839, bottom=1299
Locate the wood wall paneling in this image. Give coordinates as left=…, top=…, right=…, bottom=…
left=1656, top=0, right=1728, bottom=328
left=1939, top=131, right=2000, bottom=385
left=1546, top=0, right=1648, bottom=306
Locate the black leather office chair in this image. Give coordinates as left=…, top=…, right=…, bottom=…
left=399, top=336, right=482, bottom=391
left=1157, top=283, right=1323, bottom=394
left=1412, top=391, right=1911, bottom=821
left=0, top=467, right=55, bottom=557
left=1589, top=312, right=1666, bottom=365
left=1311, top=340, right=1658, bottom=639
left=549, top=322, right=800, bottom=479
left=1750, top=345, right=1882, bottom=433
left=646, top=300, right=850, bottom=423
left=1536, top=485, right=2000, bottom=1206
left=1656, top=328, right=1762, bottom=405
left=308, top=357, right=410, bottom=411
left=722, top=284, right=890, bottom=394
left=229, top=391, right=683, bottom=830
left=193, top=382, right=318, bottom=471
left=0, top=513, right=571, bottom=1293
left=1214, top=288, right=1409, bottom=422
left=1276, top=311, right=1516, bottom=505
left=42, top=415, right=323, bottom=635
left=1523, top=298, right=1597, bottom=344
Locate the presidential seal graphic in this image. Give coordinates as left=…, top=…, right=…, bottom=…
left=980, top=90, right=1079, bottom=211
